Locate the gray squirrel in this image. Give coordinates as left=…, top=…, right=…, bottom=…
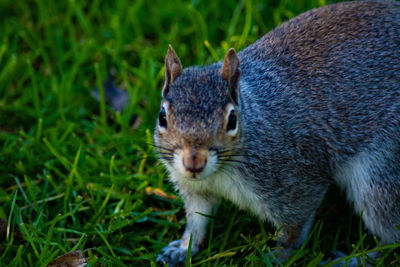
left=154, top=0, right=400, bottom=265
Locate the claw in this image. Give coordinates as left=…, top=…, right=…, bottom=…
left=156, top=239, right=189, bottom=267
left=169, top=240, right=182, bottom=247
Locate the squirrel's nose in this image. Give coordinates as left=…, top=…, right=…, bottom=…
left=182, top=148, right=208, bottom=174
left=182, top=158, right=207, bottom=173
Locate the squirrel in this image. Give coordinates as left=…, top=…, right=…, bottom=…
left=154, top=0, right=400, bottom=266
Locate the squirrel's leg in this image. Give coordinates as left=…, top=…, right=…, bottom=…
left=324, top=149, right=400, bottom=266
left=266, top=181, right=329, bottom=263
left=271, top=212, right=316, bottom=262
left=156, top=190, right=218, bottom=266
left=348, top=150, right=400, bottom=244
left=335, top=149, right=400, bottom=243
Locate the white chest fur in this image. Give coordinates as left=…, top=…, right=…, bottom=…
left=167, top=162, right=279, bottom=227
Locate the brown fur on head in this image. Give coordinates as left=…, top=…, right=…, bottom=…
left=154, top=47, right=242, bottom=180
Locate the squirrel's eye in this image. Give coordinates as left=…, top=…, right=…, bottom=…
left=226, top=110, right=237, bottom=132
left=159, top=107, right=167, bottom=128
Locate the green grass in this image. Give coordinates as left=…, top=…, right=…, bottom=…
left=1, top=0, right=399, bottom=266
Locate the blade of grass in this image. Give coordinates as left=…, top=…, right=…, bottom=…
left=186, top=234, right=193, bottom=267
left=90, top=184, right=115, bottom=224
left=6, top=191, right=18, bottom=241
left=64, top=145, right=82, bottom=210
left=19, top=223, right=41, bottom=263
left=238, top=0, right=253, bottom=48
left=96, top=226, right=117, bottom=258
left=43, top=137, right=71, bottom=170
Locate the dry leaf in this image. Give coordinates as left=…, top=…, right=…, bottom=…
left=47, top=250, right=87, bottom=267
left=145, top=186, right=176, bottom=199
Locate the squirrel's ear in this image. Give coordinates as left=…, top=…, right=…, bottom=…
left=162, top=45, right=182, bottom=97
left=221, top=48, right=241, bottom=104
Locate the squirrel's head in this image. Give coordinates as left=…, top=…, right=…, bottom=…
left=154, top=45, right=242, bottom=181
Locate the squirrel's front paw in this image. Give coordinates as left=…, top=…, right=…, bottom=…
left=156, top=239, right=198, bottom=267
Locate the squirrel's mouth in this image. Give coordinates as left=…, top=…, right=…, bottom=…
left=189, top=172, right=201, bottom=180
left=181, top=161, right=209, bottom=181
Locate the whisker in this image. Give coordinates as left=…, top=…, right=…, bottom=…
left=218, top=159, right=248, bottom=165
left=218, top=154, right=247, bottom=158
left=215, top=148, right=233, bottom=155
left=159, top=156, right=174, bottom=161
left=158, top=153, right=173, bottom=158
left=160, top=151, right=174, bottom=154
left=159, top=155, right=174, bottom=160
left=159, top=138, right=178, bottom=148
left=152, top=145, right=174, bottom=152
left=158, top=151, right=173, bottom=155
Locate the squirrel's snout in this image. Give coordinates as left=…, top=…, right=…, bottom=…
left=182, top=158, right=206, bottom=173
left=182, top=148, right=208, bottom=176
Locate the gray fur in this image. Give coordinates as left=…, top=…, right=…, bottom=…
left=155, top=1, right=400, bottom=266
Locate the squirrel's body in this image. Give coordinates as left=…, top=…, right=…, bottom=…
left=155, top=1, right=400, bottom=265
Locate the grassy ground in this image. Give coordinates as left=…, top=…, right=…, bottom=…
left=1, top=0, right=399, bottom=266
